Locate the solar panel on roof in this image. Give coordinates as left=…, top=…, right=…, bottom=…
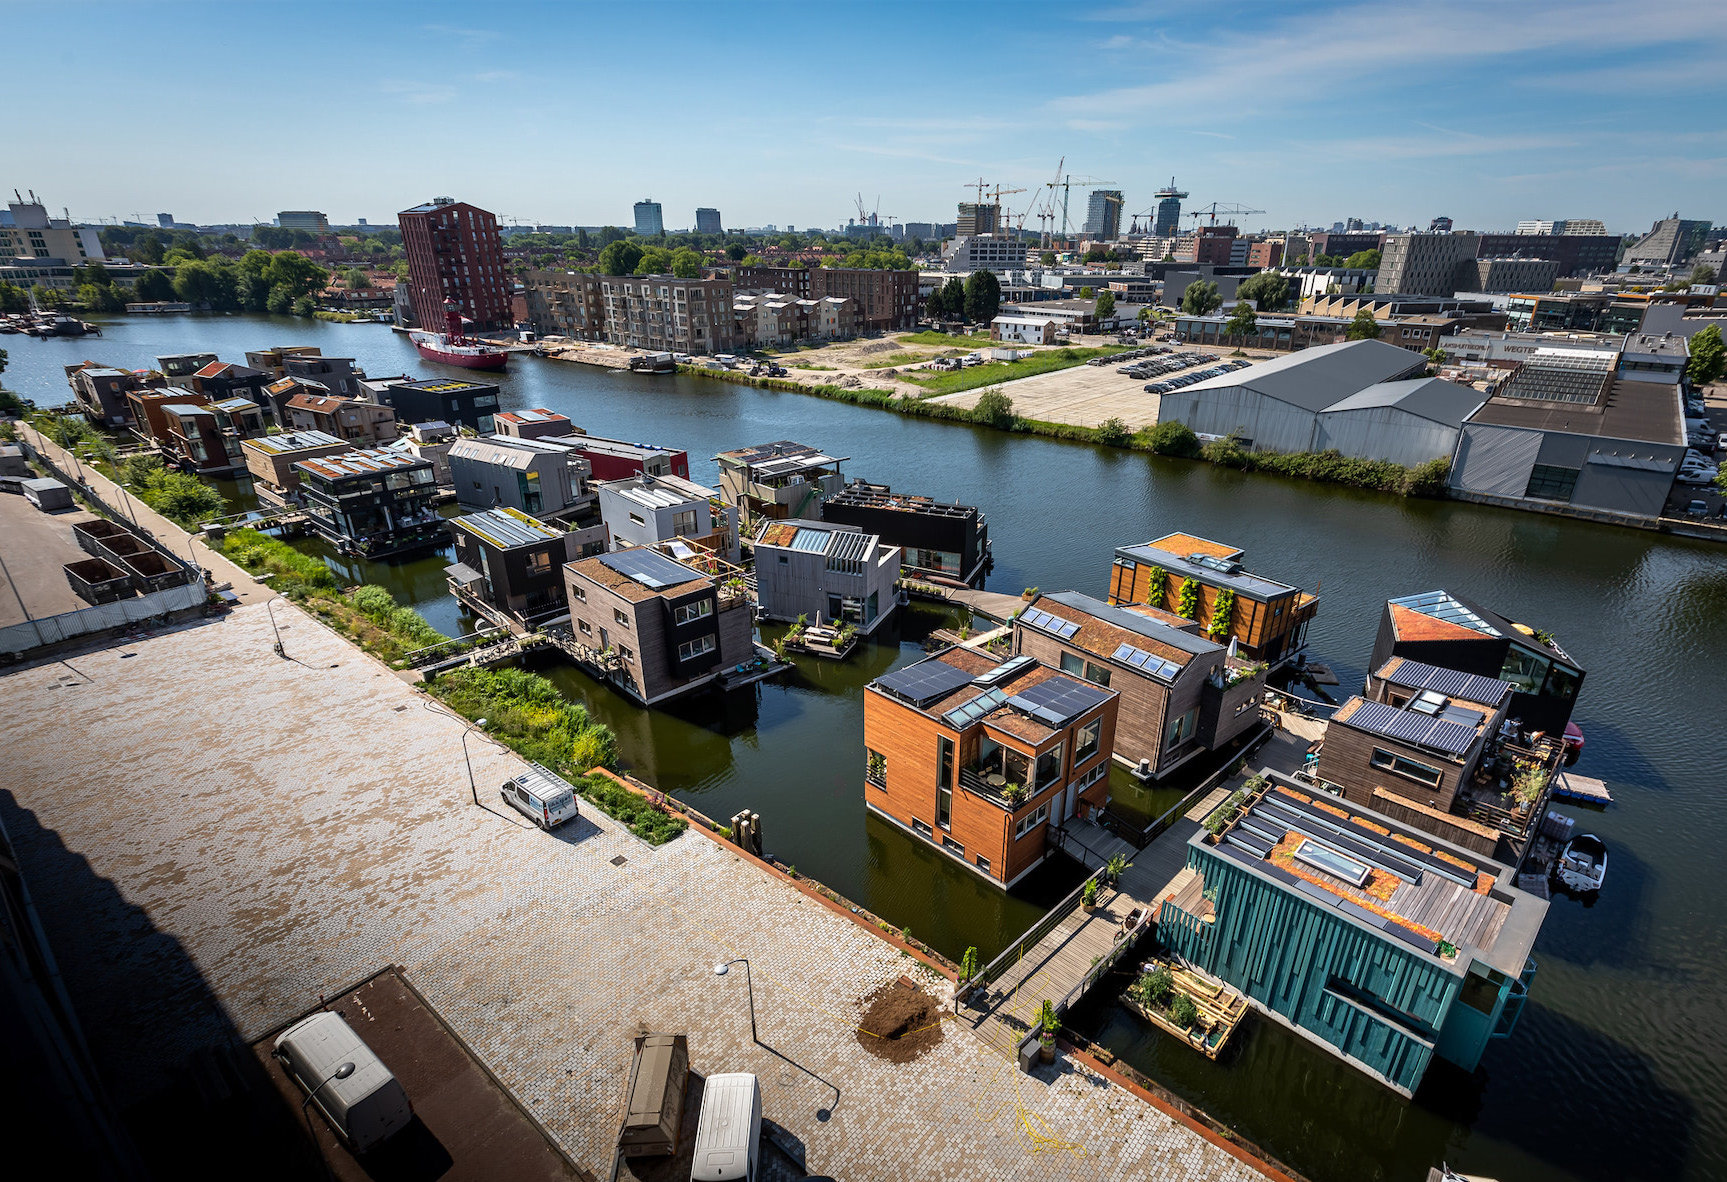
left=1347, top=700, right=1477, bottom=756
left=1006, top=678, right=1110, bottom=728
left=596, top=549, right=698, bottom=591
left=874, top=659, right=975, bottom=707
left=1380, top=659, right=1514, bottom=706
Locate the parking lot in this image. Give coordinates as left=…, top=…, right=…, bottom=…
left=930, top=346, right=1244, bottom=430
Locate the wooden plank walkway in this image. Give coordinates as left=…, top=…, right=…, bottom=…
left=1552, top=770, right=1614, bottom=805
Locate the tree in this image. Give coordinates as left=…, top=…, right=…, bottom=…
left=1691, top=263, right=1717, bottom=285
left=1180, top=280, right=1221, bottom=316
left=938, top=276, right=966, bottom=321
left=1095, top=290, right=1116, bottom=320
left=1345, top=309, right=1383, bottom=340
left=1078, top=286, right=1094, bottom=299
left=597, top=240, right=644, bottom=275
left=345, top=267, right=372, bottom=289
left=1687, top=324, right=1725, bottom=385
left=973, top=387, right=1014, bottom=429
left=1095, top=417, right=1130, bottom=445
left=633, top=247, right=673, bottom=276
left=1236, top=271, right=1291, bottom=312
left=1039, top=251, right=1056, bottom=266
left=1344, top=249, right=1382, bottom=271
left=1225, top=302, right=1258, bottom=338
left=132, top=268, right=175, bottom=302
left=963, top=270, right=1001, bottom=323
left=670, top=248, right=703, bottom=278
left=726, top=243, right=747, bottom=261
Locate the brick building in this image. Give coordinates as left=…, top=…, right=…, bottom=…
left=398, top=197, right=512, bottom=331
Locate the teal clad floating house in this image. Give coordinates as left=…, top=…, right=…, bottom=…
left=1158, top=773, right=1546, bottom=1096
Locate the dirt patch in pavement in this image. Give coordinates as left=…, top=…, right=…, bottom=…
left=855, top=980, right=944, bottom=1064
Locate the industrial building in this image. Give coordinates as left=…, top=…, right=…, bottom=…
left=1448, top=334, right=1690, bottom=521
left=633, top=199, right=664, bottom=237
left=1154, top=339, right=1479, bottom=468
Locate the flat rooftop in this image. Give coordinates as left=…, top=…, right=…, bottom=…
left=1470, top=378, right=1684, bottom=446
left=0, top=494, right=101, bottom=629
left=715, top=440, right=845, bottom=472
left=1210, top=781, right=1543, bottom=972
left=825, top=483, right=983, bottom=521
left=295, top=449, right=427, bottom=479
left=243, top=429, right=346, bottom=456
left=1117, top=537, right=1304, bottom=602
left=571, top=549, right=708, bottom=601
left=872, top=648, right=1113, bottom=743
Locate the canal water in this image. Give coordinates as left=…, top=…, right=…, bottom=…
left=10, top=314, right=1727, bottom=1182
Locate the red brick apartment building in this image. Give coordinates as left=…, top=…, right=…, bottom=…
left=863, top=649, right=1118, bottom=888
left=398, top=197, right=512, bottom=330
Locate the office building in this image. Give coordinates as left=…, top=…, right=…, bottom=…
left=634, top=199, right=664, bottom=237
left=941, top=236, right=1028, bottom=274
left=0, top=191, right=105, bottom=263
left=1624, top=216, right=1713, bottom=267
left=695, top=207, right=723, bottom=234
left=398, top=197, right=512, bottom=331
left=1083, top=190, right=1124, bottom=241
left=1153, top=180, right=1187, bottom=238
left=277, top=211, right=330, bottom=232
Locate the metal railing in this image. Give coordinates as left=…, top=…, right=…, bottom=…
left=973, top=864, right=1107, bottom=992
left=1056, top=909, right=1153, bottom=1017
left=1120, top=722, right=1273, bottom=847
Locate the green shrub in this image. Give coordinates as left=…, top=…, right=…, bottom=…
left=431, top=666, right=619, bottom=777
left=1137, top=420, right=1202, bottom=457
left=219, top=529, right=336, bottom=591
left=349, top=584, right=397, bottom=618
left=1169, top=994, right=1200, bottom=1029
left=1136, top=967, right=1175, bottom=1007
left=972, top=388, right=1016, bottom=429
left=1407, top=456, right=1452, bottom=498
left=1176, top=578, right=1200, bottom=619
left=1094, top=416, right=1132, bottom=446
left=572, top=773, right=686, bottom=845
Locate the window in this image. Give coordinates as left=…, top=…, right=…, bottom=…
left=974, top=854, right=991, bottom=873
left=936, top=736, right=954, bottom=828
left=629, top=512, right=646, bottom=527
left=1524, top=464, right=1579, bottom=501
left=673, top=599, right=713, bottom=626
left=616, top=644, right=633, bottom=662
left=1059, top=651, right=1084, bottom=677
left=673, top=509, right=698, bottom=536
left=1165, top=708, right=1198, bottom=751
left=1084, top=661, right=1111, bottom=688
left=572, top=585, right=586, bottom=602
left=1075, top=718, right=1101, bottom=763
left=577, top=618, right=592, bottom=636
left=1370, top=747, right=1443, bottom=788
left=1035, top=743, right=1063, bottom=789
left=911, top=817, right=934, bottom=837
left=941, top=835, right=965, bottom=855
left=1013, top=802, right=1050, bottom=838
left=677, top=635, right=716, bottom=661
left=614, top=608, right=629, bottom=627
left=526, top=551, right=552, bottom=576
left=778, top=554, right=789, bottom=565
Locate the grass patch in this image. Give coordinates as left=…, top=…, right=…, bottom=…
left=792, top=363, right=837, bottom=371
left=901, top=347, right=1115, bottom=396
left=430, top=665, right=619, bottom=777
left=572, top=773, right=686, bottom=845
left=898, top=330, right=994, bottom=346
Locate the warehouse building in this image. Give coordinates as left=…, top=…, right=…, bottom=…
left=1154, top=339, right=1475, bottom=466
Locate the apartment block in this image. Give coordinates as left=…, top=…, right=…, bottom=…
left=752, top=518, right=900, bottom=635
left=241, top=430, right=350, bottom=506
left=399, top=197, right=512, bottom=331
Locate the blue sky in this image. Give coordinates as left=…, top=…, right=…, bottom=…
left=10, top=0, right=1725, bottom=235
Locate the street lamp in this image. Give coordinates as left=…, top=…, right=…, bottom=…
left=461, top=718, right=490, bottom=807
left=713, top=959, right=758, bottom=1044
left=266, top=597, right=288, bottom=658
left=302, top=1059, right=355, bottom=1137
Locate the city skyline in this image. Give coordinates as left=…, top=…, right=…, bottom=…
left=9, top=0, right=1726, bottom=235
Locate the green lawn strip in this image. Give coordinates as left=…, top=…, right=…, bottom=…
left=897, top=331, right=995, bottom=346
left=900, top=347, right=1116, bottom=396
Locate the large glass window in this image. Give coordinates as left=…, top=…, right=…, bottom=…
left=673, top=599, right=713, bottom=626
left=1165, top=708, right=1198, bottom=751
left=1075, top=718, right=1101, bottom=763
left=1084, top=660, right=1112, bottom=687
left=1370, top=747, right=1443, bottom=787
left=1059, top=651, right=1084, bottom=677
left=1035, top=743, right=1063, bottom=789
left=1524, top=464, right=1579, bottom=501
left=1499, top=645, right=1551, bottom=693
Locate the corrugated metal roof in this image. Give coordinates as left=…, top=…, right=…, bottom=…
left=448, top=438, right=539, bottom=470
left=294, top=449, right=427, bottom=479
left=245, top=429, right=346, bottom=455
left=453, top=507, right=563, bottom=550
left=1179, top=339, right=1430, bottom=413
left=1320, top=377, right=1485, bottom=426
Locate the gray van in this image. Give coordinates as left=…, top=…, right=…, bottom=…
left=500, top=764, right=580, bottom=829
left=691, top=1072, right=761, bottom=1181
left=619, top=1032, right=690, bottom=1157
left=274, top=1012, right=413, bottom=1152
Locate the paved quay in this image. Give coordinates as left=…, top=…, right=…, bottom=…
left=0, top=602, right=1276, bottom=1181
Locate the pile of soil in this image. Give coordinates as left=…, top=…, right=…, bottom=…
left=855, top=979, right=944, bottom=1064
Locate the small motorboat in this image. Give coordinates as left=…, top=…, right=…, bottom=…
left=1553, top=833, right=1607, bottom=893
left=1563, top=720, right=1585, bottom=765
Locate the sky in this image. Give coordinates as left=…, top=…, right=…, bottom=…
left=9, top=0, right=1726, bottom=237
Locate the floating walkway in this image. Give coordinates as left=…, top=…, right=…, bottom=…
left=1551, top=770, right=1613, bottom=806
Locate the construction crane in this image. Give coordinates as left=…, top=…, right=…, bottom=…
left=1186, top=202, right=1265, bottom=227
left=1046, top=173, right=1116, bottom=240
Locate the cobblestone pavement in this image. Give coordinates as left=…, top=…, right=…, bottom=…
left=0, top=603, right=1267, bottom=1182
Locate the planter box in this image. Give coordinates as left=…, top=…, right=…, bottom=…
left=122, top=550, right=189, bottom=593
left=73, top=518, right=132, bottom=557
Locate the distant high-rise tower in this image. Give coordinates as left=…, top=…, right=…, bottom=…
left=1083, top=190, right=1124, bottom=240
left=634, top=199, right=664, bottom=236
left=277, top=210, right=330, bottom=232
left=398, top=197, right=511, bottom=330
left=957, top=202, right=1000, bottom=237
left=1153, top=178, right=1188, bottom=238
left=695, top=207, right=723, bottom=234
left=157, top=213, right=175, bottom=228
left=1430, top=216, right=1454, bottom=233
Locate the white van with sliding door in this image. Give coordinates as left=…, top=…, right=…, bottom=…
left=691, top=1072, right=761, bottom=1181
left=500, top=764, right=580, bottom=830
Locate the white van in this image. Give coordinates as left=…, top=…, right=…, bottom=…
left=500, top=764, right=580, bottom=829
left=690, top=1072, right=761, bottom=1182
left=273, top=1012, right=413, bottom=1152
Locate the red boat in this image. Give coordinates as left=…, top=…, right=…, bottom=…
left=410, top=301, right=508, bottom=371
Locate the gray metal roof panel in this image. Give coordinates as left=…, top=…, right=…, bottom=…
left=1043, top=591, right=1223, bottom=656
left=1177, top=338, right=1431, bottom=413
left=1319, top=377, right=1486, bottom=426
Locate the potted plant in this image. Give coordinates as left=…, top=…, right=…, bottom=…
left=1104, top=853, right=1132, bottom=886
left=1002, top=782, right=1026, bottom=807
left=1036, top=1000, right=1058, bottom=1064
left=1080, top=877, right=1101, bottom=911
left=866, top=750, right=886, bottom=783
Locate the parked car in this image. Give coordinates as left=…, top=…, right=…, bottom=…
left=500, top=766, right=580, bottom=829
left=1685, top=499, right=1711, bottom=516
left=1677, top=467, right=1719, bottom=485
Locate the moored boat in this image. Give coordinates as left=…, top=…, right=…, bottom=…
left=410, top=300, right=507, bottom=371
left=1553, top=832, right=1607, bottom=893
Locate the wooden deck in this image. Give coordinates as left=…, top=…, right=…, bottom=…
left=1551, top=770, right=1614, bottom=805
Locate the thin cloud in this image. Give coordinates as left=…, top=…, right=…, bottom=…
left=380, top=80, right=456, bottom=105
